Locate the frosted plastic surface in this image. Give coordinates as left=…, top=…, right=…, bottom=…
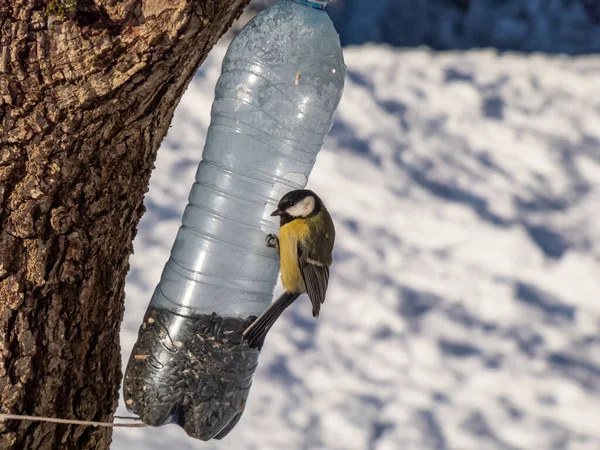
left=123, top=0, right=344, bottom=438
left=150, top=0, right=345, bottom=317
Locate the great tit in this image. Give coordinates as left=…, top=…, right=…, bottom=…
left=243, top=189, right=335, bottom=349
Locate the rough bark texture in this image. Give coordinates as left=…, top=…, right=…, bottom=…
left=0, top=0, right=250, bottom=448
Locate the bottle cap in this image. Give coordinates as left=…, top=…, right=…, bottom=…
left=292, top=0, right=329, bottom=10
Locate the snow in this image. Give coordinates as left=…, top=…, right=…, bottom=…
left=112, top=44, right=600, bottom=449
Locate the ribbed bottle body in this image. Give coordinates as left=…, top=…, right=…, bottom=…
left=124, top=0, right=345, bottom=440
left=150, top=0, right=345, bottom=317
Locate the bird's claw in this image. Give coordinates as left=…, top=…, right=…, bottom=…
left=265, top=233, right=279, bottom=250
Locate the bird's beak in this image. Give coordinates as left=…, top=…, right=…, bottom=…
left=270, top=209, right=283, bottom=217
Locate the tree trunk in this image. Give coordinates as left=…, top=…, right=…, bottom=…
left=0, top=0, right=249, bottom=448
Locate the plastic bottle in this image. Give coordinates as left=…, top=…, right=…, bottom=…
left=123, top=0, right=345, bottom=441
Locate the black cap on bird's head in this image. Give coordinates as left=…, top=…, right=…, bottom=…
left=271, top=189, right=322, bottom=220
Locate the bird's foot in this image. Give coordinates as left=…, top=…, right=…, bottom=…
left=265, top=233, right=279, bottom=250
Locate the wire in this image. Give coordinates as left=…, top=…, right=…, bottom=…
left=0, top=413, right=147, bottom=428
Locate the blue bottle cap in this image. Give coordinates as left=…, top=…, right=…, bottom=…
left=292, top=0, right=328, bottom=10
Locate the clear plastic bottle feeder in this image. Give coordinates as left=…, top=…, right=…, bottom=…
left=123, top=0, right=345, bottom=440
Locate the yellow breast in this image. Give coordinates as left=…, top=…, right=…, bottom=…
left=278, top=219, right=310, bottom=293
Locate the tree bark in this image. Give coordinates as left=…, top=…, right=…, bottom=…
left=0, top=0, right=249, bottom=448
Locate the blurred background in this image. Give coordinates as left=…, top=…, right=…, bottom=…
left=227, top=0, right=600, bottom=53
left=113, top=1, right=600, bottom=449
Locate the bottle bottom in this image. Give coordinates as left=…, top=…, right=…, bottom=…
left=123, top=306, right=260, bottom=441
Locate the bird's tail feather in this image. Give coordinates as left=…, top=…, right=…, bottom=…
left=243, top=292, right=300, bottom=349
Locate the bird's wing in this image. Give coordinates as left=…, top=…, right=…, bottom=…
left=297, top=241, right=330, bottom=317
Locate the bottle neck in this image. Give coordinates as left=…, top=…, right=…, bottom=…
left=291, top=0, right=328, bottom=10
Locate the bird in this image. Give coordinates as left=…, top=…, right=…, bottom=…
left=243, top=189, right=335, bottom=349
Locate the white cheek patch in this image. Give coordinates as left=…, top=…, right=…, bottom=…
left=286, top=196, right=315, bottom=217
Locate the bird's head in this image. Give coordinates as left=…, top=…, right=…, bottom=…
left=271, top=189, right=322, bottom=220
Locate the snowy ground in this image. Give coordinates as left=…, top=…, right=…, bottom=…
left=112, top=44, right=600, bottom=450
